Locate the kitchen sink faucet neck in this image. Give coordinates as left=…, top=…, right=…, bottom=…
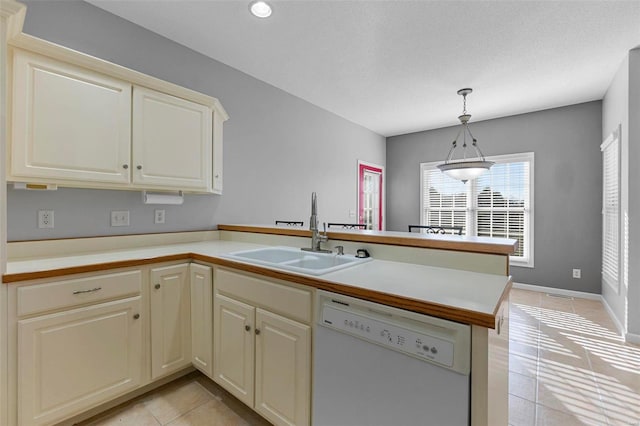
left=303, top=192, right=331, bottom=253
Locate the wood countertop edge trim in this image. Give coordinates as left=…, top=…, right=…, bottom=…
left=3, top=251, right=503, bottom=329
left=217, top=224, right=516, bottom=255
left=2, top=253, right=193, bottom=283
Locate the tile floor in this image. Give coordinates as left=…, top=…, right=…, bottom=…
left=78, top=288, right=640, bottom=426
left=509, top=288, right=640, bottom=426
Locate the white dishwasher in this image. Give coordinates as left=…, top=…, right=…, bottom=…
left=312, top=290, right=471, bottom=426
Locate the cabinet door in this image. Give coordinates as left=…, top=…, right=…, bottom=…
left=132, top=86, right=212, bottom=191
left=18, top=297, right=142, bottom=426
left=255, top=308, right=311, bottom=426
left=213, top=294, right=255, bottom=407
left=190, top=264, right=213, bottom=378
left=150, top=264, right=191, bottom=380
left=11, top=50, right=131, bottom=184
left=212, top=111, right=224, bottom=194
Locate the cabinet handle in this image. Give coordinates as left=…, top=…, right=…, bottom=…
left=137, top=165, right=142, bottom=170
left=245, top=325, right=251, bottom=332
left=154, top=284, right=161, bottom=290
left=255, top=329, right=261, bottom=335
left=72, top=287, right=102, bottom=295
left=123, top=164, right=129, bottom=169
left=133, top=313, right=140, bottom=320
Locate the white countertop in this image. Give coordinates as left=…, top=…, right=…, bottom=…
left=5, top=240, right=510, bottom=326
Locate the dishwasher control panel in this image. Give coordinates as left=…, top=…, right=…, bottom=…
left=317, top=290, right=471, bottom=374
left=321, top=304, right=456, bottom=368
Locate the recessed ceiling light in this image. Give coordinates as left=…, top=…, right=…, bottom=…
left=249, top=1, right=272, bottom=18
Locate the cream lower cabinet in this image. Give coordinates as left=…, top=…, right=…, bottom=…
left=213, top=267, right=311, bottom=426
left=150, top=264, right=191, bottom=380
left=190, top=263, right=213, bottom=377
left=13, top=268, right=144, bottom=426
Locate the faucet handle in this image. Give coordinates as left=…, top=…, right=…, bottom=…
left=335, top=245, right=344, bottom=255
left=323, top=222, right=326, bottom=233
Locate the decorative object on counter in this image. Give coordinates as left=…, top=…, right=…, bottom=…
left=249, top=0, right=272, bottom=18
left=327, top=223, right=367, bottom=230
left=142, top=190, right=184, bottom=205
left=356, top=249, right=370, bottom=258
left=408, top=225, right=463, bottom=235
left=437, top=88, right=493, bottom=183
left=275, top=220, right=304, bottom=226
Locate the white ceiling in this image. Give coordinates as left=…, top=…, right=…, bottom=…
left=87, top=0, right=640, bottom=137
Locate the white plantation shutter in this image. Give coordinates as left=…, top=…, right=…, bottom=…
left=601, top=129, right=620, bottom=292
left=421, top=152, right=534, bottom=266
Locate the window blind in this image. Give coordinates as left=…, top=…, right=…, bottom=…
left=422, top=167, right=468, bottom=232
left=475, top=161, right=529, bottom=257
left=601, top=131, right=619, bottom=291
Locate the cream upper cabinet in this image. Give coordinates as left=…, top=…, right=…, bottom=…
left=190, top=263, right=213, bottom=378
left=8, top=44, right=227, bottom=193
left=212, top=112, right=224, bottom=194
left=132, top=86, right=212, bottom=191
left=11, top=49, right=132, bottom=184
left=150, top=264, right=191, bottom=380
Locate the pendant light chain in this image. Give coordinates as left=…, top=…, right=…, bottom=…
left=436, top=88, right=494, bottom=182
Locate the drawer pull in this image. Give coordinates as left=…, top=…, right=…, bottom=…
left=155, top=284, right=161, bottom=290
left=133, top=313, right=140, bottom=320
left=72, top=287, right=102, bottom=295
left=255, top=329, right=261, bottom=335
left=245, top=325, right=251, bottom=332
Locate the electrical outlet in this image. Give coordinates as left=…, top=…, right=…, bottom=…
left=154, top=209, right=165, bottom=224
left=38, top=210, right=54, bottom=229
left=572, top=268, right=581, bottom=279
left=111, top=210, right=130, bottom=227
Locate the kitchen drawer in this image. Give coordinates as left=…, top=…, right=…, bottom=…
left=17, top=269, right=142, bottom=317
left=214, top=267, right=312, bottom=324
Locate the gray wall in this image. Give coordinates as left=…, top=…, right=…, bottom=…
left=7, top=1, right=385, bottom=240
left=387, top=102, right=603, bottom=294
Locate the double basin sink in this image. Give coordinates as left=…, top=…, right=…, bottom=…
left=221, top=246, right=372, bottom=276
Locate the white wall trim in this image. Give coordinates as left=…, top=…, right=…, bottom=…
left=512, top=282, right=601, bottom=300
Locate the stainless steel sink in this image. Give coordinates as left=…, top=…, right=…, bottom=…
left=221, top=246, right=372, bottom=275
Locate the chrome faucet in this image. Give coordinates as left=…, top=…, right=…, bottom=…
left=302, top=192, right=332, bottom=253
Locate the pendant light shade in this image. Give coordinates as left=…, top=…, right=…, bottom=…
left=437, top=88, right=493, bottom=183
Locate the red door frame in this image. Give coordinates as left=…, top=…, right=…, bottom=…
left=358, top=162, right=383, bottom=231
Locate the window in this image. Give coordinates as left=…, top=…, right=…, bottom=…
left=601, top=128, right=620, bottom=293
left=421, top=152, right=534, bottom=267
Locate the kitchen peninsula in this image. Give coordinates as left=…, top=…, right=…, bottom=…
left=3, top=226, right=516, bottom=426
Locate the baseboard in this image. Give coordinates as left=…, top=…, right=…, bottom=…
left=513, top=282, right=633, bottom=341
left=625, top=332, right=640, bottom=345
left=512, top=282, right=601, bottom=300
left=600, top=295, right=626, bottom=337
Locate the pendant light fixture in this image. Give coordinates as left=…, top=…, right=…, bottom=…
left=437, top=88, right=493, bottom=183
